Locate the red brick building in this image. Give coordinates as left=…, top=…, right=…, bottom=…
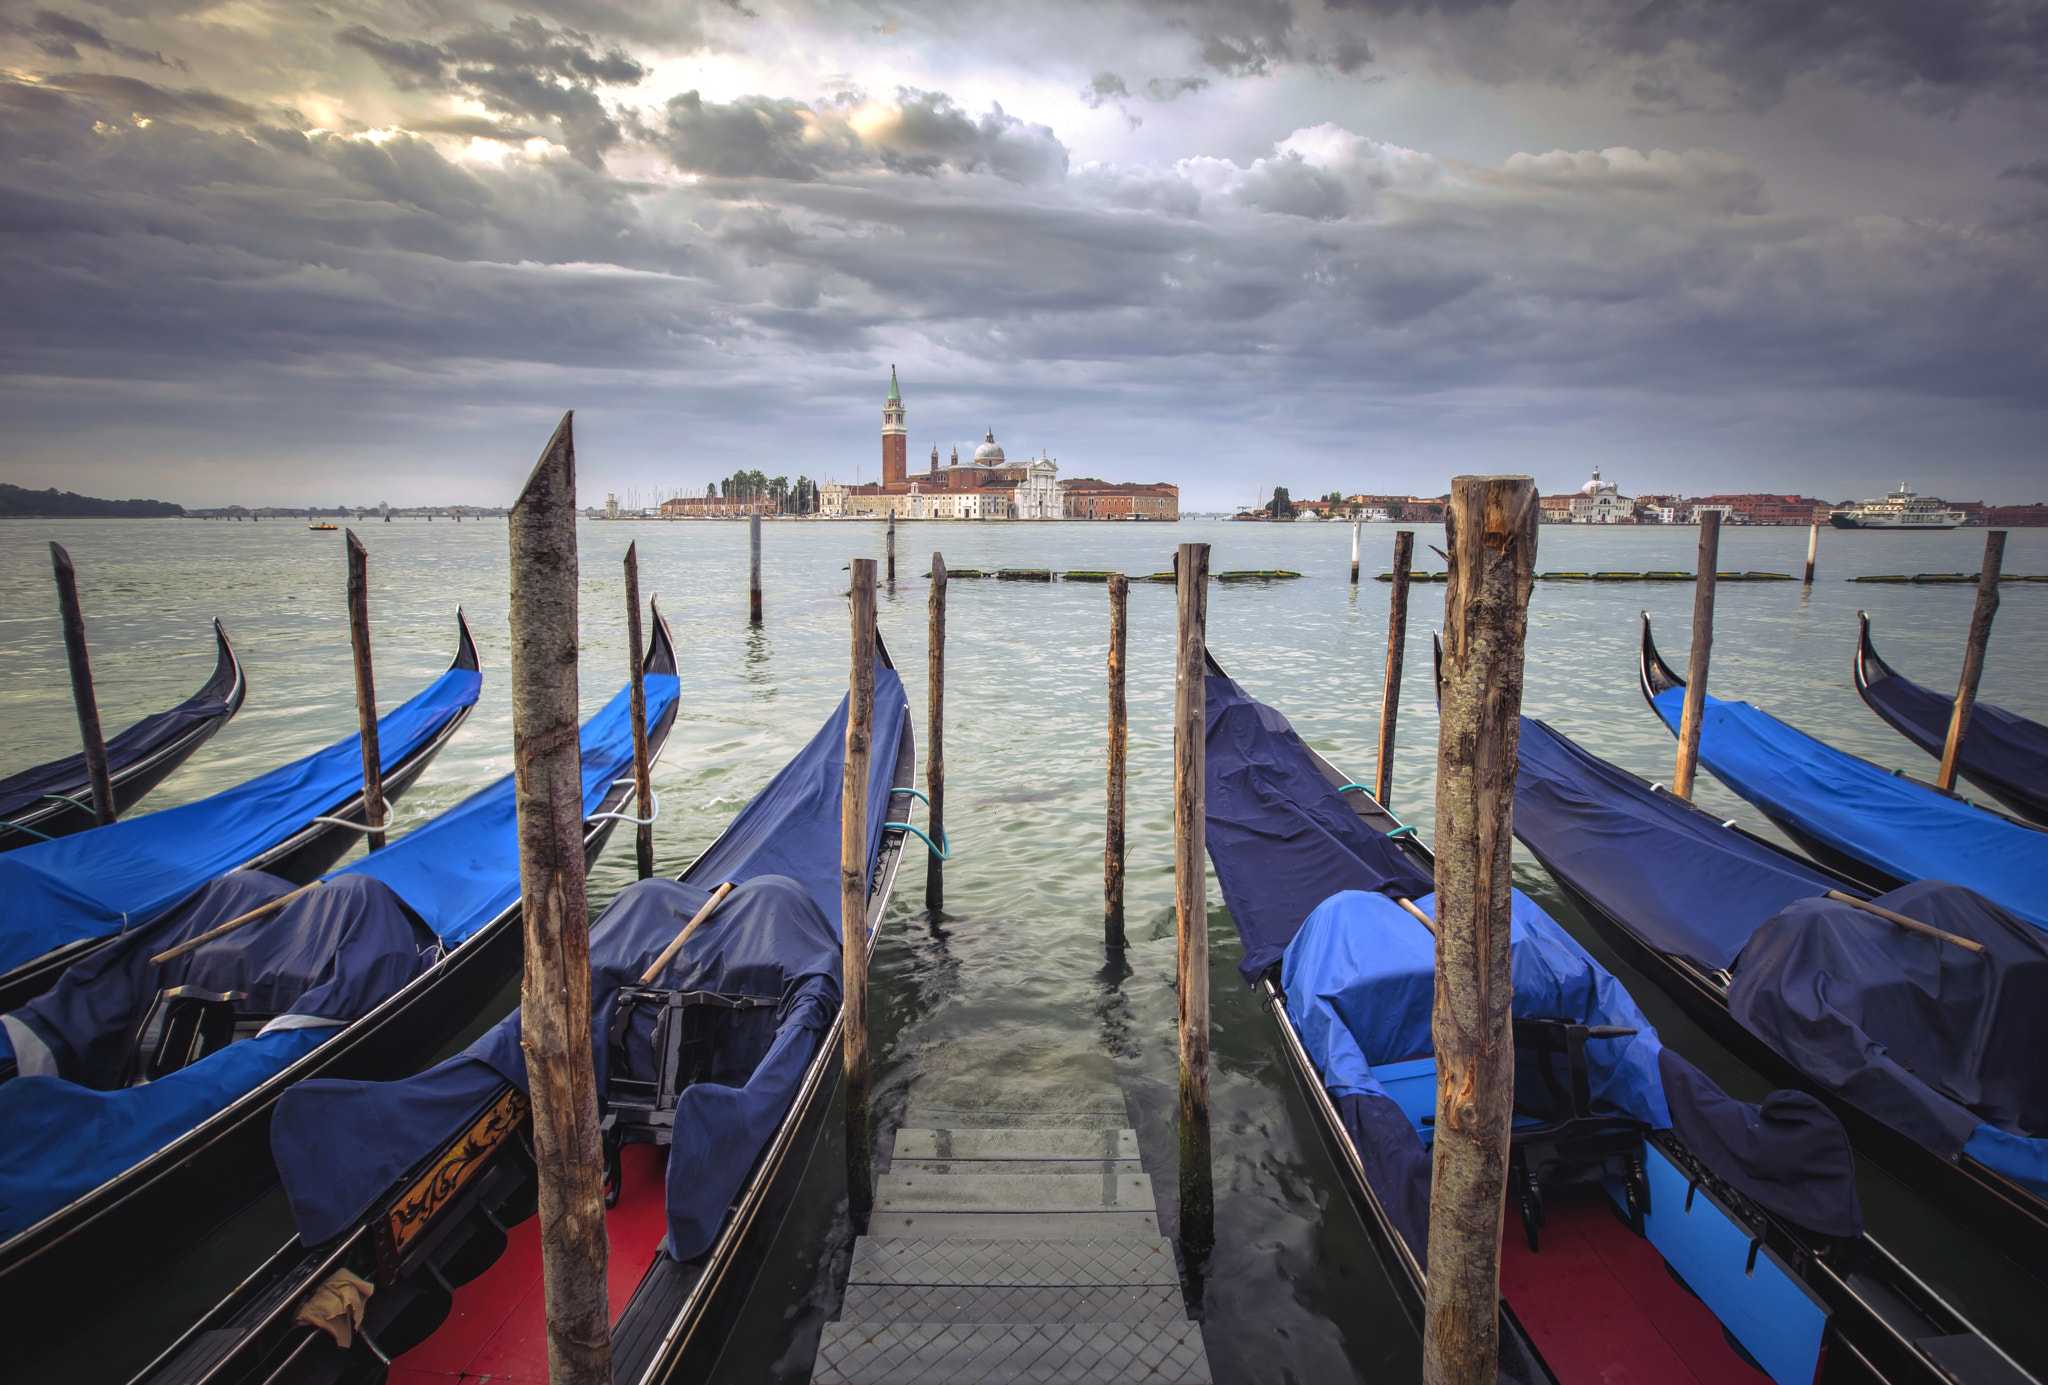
left=1983, top=505, right=2048, bottom=526
left=1062, top=479, right=1180, bottom=520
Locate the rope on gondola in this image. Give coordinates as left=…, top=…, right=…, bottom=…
left=886, top=821, right=949, bottom=860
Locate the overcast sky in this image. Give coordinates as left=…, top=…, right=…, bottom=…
left=2, top=0, right=2043, bottom=508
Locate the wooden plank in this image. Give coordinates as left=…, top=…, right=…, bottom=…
left=848, top=1237, right=1180, bottom=1288
left=904, top=1107, right=1124, bottom=1131
left=865, top=1211, right=1162, bottom=1240
left=889, top=1158, right=1143, bottom=1179
left=874, top=1172, right=1155, bottom=1214
left=892, top=1128, right=1139, bottom=1161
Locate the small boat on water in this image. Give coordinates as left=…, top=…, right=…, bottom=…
left=1830, top=483, right=1963, bottom=530
left=1638, top=616, right=2048, bottom=927
left=1855, top=613, right=2048, bottom=827
left=308, top=523, right=339, bottom=532
left=0, top=619, right=247, bottom=850
left=0, top=615, right=482, bottom=1012
left=0, top=610, right=676, bottom=1343
left=128, top=632, right=915, bottom=1385
left=1512, top=710, right=2048, bottom=1306
left=1205, top=652, right=2038, bottom=1383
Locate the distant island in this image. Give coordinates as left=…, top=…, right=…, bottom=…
left=0, top=483, right=184, bottom=518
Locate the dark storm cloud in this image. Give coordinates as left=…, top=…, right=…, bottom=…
left=37, top=72, right=260, bottom=122
left=2, top=9, right=174, bottom=66
left=1081, top=72, right=1130, bottom=107
left=336, top=17, right=646, bottom=166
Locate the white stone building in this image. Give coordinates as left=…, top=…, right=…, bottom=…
left=1015, top=449, right=1063, bottom=519
left=1570, top=467, right=1633, bottom=523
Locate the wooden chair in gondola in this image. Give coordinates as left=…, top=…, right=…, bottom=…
left=1505, top=1017, right=1651, bottom=1252
left=598, top=982, right=784, bottom=1208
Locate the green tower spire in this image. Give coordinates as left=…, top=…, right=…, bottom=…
left=888, top=364, right=900, bottom=402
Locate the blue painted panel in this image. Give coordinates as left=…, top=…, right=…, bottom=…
left=1376, top=1056, right=1439, bottom=1138
left=1636, top=1145, right=1828, bottom=1385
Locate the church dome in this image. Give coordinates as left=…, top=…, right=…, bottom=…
left=1581, top=466, right=1611, bottom=496
left=973, top=429, right=1005, bottom=464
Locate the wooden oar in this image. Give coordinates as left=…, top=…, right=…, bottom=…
left=639, top=881, right=735, bottom=984
left=1394, top=896, right=1437, bottom=935
left=150, top=881, right=323, bottom=966
left=1825, top=890, right=1985, bottom=955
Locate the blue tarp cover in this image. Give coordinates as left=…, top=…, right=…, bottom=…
left=1649, top=686, right=2048, bottom=932
left=0, top=663, right=481, bottom=974
left=1513, top=716, right=1839, bottom=969
left=1205, top=668, right=1434, bottom=983
left=274, top=666, right=907, bottom=1256
left=1859, top=644, right=2048, bottom=824
left=1731, top=879, right=2048, bottom=1199
left=0, top=871, right=434, bottom=1239
left=338, top=670, right=679, bottom=945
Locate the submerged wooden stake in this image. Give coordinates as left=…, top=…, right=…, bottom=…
left=345, top=530, right=387, bottom=851
left=508, top=412, right=611, bottom=1385
left=1105, top=572, right=1129, bottom=948
left=1376, top=530, right=1416, bottom=809
left=843, top=557, right=878, bottom=1223
left=1174, top=542, right=1213, bottom=1252
left=927, top=551, right=947, bottom=916
left=1804, top=523, right=1819, bottom=587
left=749, top=504, right=764, bottom=624
left=624, top=541, right=654, bottom=880
left=1938, top=530, right=2006, bottom=792
left=1426, top=474, right=1537, bottom=1385
left=48, top=543, right=116, bottom=827
left=1672, top=510, right=1721, bottom=801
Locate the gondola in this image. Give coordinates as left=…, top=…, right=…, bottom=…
left=1854, top=613, right=2048, bottom=827
left=123, top=629, right=916, bottom=1385
left=1638, top=616, right=2048, bottom=930
left=1513, top=706, right=2048, bottom=1299
left=0, top=608, right=679, bottom=1347
left=0, top=619, right=248, bottom=849
left=0, top=613, right=482, bottom=1012
left=1205, top=650, right=2035, bottom=1385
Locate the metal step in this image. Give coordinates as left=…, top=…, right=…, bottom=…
left=875, top=1171, right=1155, bottom=1214
left=893, top=1127, right=1140, bottom=1161
left=839, top=1283, right=1185, bottom=1324
left=849, top=1236, right=1181, bottom=1288
left=867, top=1211, right=1162, bottom=1240
left=889, top=1157, right=1143, bottom=1178
left=904, top=1106, right=1125, bottom=1131
left=813, top=1320, right=1212, bottom=1384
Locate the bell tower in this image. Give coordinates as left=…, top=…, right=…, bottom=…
left=882, top=365, right=907, bottom=491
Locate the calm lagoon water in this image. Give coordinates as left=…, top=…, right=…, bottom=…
left=4, top=515, right=2046, bottom=1382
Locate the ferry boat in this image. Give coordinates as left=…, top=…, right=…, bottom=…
left=307, top=521, right=338, bottom=531
left=1829, top=482, right=1962, bottom=530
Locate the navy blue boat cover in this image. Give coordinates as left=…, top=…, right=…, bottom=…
left=0, top=668, right=677, bottom=1242
left=0, top=660, right=482, bottom=975
left=0, top=871, right=436, bottom=1238
left=1205, top=667, right=1433, bottom=982
left=1515, top=716, right=2048, bottom=1202
left=273, top=664, right=906, bottom=1262
left=0, top=660, right=235, bottom=820
left=1859, top=643, right=2048, bottom=824
left=1647, top=685, right=2048, bottom=932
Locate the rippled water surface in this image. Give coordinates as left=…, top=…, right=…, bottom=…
left=4, top=515, right=2046, bottom=1383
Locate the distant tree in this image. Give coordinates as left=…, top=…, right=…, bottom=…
left=1386, top=500, right=1404, bottom=519
left=1268, top=486, right=1295, bottom=519
left=706, top=482, right=717, bottom=499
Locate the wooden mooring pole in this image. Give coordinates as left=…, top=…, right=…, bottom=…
left=1803, top=523, right=1819, bottom=587
left=1937, top=530, right=2006, bottom=792
left=1672, top=510, right=1721, bottom=801
left=887, top=511, right=897, bottom=588
left=345, top=530, right=387, bottom=850
left=1174, top=542, right=1213, bottom=1251
left=1375, top=530, right=1415, bottom=808
left=1425, top=475, right=1537, bottom=1385
left=843, top=558, right=878, bottom=1223
left=48, top=543, right=116, bottom=827
left=926, top=552, right=947, bottom=915
left=1351, top=519, right=1362, bottom=585
left=624, top=541, right=654, bottom=880
left=749, top=503, right=764, bottom=624
left=507, top=413, right=612, bottom=1385
left=1105, top=572, right=1129, bottom=948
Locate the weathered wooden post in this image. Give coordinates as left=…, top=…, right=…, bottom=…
left=926, top=551, right=947, bottom=915
left=887, top=511, right=897, bottom=588
left=345, top=530, right=387, bottom=850
left=1351, top=519, right=1362, bottom=585
left=1174, top=542, right=1213, bottom=1251
left=843, top=558, right=878, bottom=1223
left=1376, top=530, right=1416, bottom=808
left=48, top=543, right=117, bottom=827
left=749, top=502, right=764, bottom=624
left=507, top=412, right=611, bottom=1385
left=1426, top=475, right=1538, bottom=1385
left=1672, top=510, right=1722, bottom=801
left=1105, top=572, right=1129, bottom=948
left=1803, top=523, right=1818, bottom=587
left=1938, top=530, right=2007, bottom=792
left=624, top=541, right=654, bottom=880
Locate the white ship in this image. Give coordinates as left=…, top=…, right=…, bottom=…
left=1829, top=482, right=1963, bottom=530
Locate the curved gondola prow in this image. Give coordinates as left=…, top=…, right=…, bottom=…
left=1852, top=611, right=1897, bottom=703
left=1638, top=613, right=1686, bottom=706
left=643, top=596, right=678, bottom=679
left=451, top=607, right=481, bottom=674
left=203, top=618, right=251, bottom=712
